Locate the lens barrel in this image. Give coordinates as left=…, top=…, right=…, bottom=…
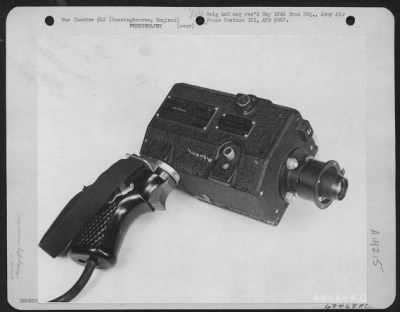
left=284, top=158, right=348, bottom=209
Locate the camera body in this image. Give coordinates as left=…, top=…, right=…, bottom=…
left=39, top=83, right=347, bottom=301
left=140, top=83, right=319, bottom=225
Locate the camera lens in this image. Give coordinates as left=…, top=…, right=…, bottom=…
left=284, top=158, right=348, bottom=209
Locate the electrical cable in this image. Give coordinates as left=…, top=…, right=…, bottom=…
left=49, top=257, right=97, bottom=302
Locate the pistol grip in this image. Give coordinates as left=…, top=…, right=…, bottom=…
left=69, top=191, right=153, bottom=269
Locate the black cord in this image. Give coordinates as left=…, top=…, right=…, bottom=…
left=49, top=257, right=97, bottom=302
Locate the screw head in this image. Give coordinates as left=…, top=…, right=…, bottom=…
left=222, top=163, right=230, bottom=170
left=284, top=192, right=297, bottom=204
left=286, top=157, right=298, bottom=170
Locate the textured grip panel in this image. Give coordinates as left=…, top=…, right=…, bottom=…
left=69, top=191, right=152, bottom=269
left=73, top=202, right=118, bottom=249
